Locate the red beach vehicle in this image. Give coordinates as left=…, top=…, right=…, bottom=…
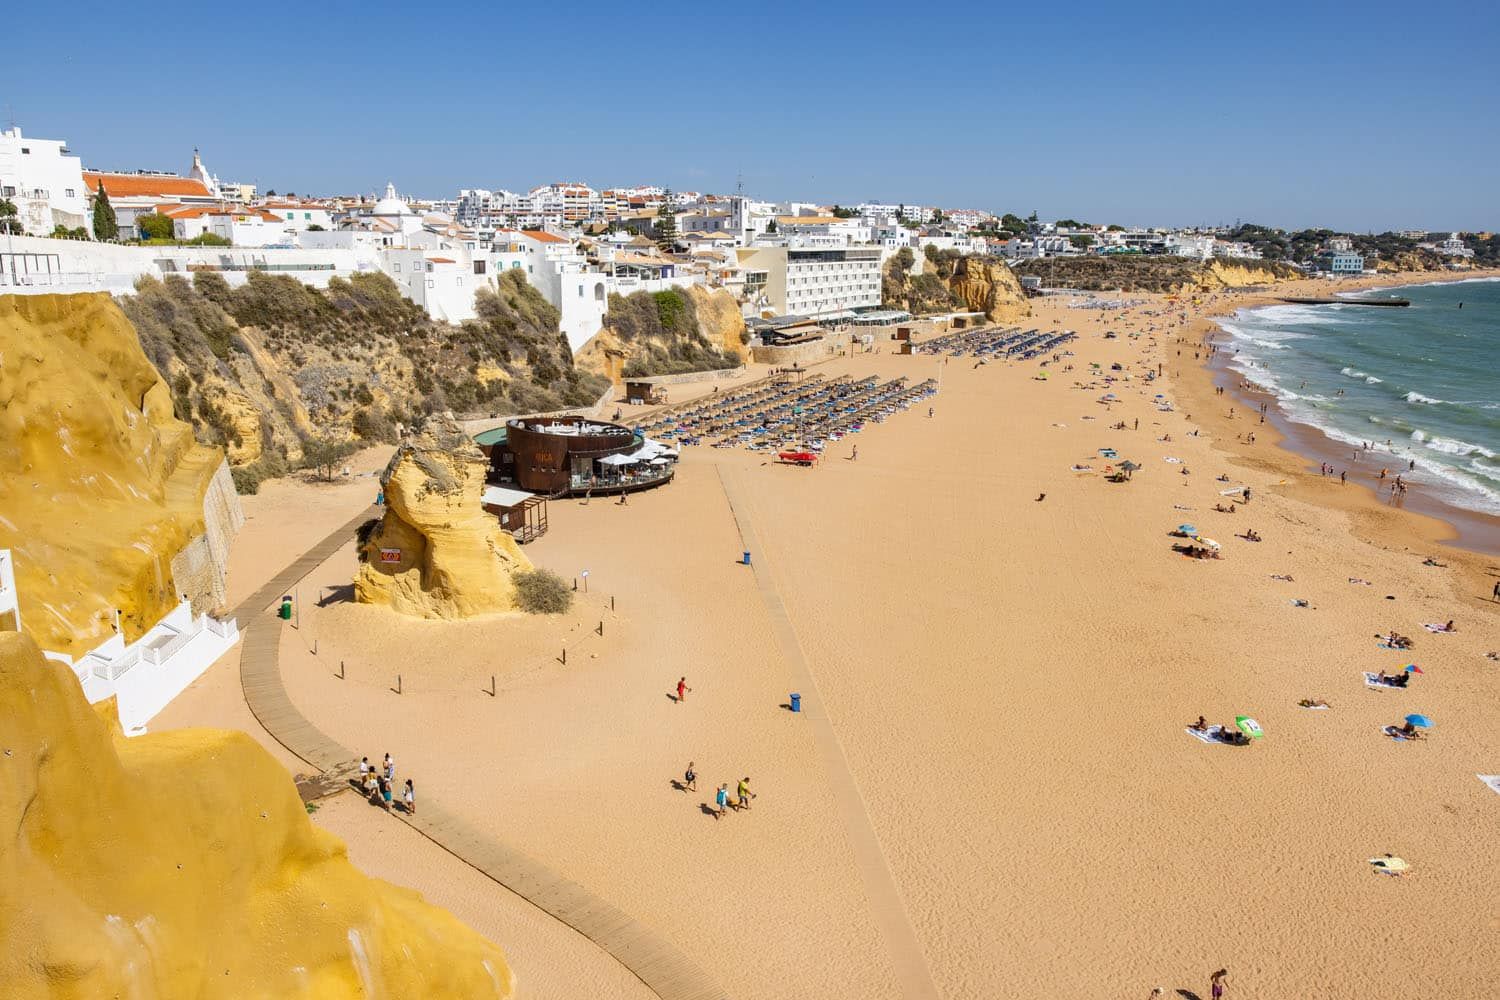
left=777, top=450, right=818, bottom=467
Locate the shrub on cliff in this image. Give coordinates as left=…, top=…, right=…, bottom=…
left=512, top=568, right=573, bottom=615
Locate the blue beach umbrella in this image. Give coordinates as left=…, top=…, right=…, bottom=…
left=1177, top=523, right=1197, bottom=534
left=1404, top=714, right=1433, bottom=728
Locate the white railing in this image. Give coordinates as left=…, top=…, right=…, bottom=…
left=143, top=627, right=191, bottom=666
left=88, top=647, right=141, bottom=682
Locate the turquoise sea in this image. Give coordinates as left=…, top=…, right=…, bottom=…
left=1219, top=277, right=1500, bottom=516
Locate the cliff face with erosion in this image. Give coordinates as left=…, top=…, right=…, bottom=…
left=0, top=632, right=515, bottom=999
left=575, top=285, right=746, bottom=382
left=356, top=414, right=530, bottom=618
left=946, top=257, right=1033, bottom=322
left=0, top=293, right=243, bottom=656
left=1188, top=259, right=1302, bottom=290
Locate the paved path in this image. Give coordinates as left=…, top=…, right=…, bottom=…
left=718, top=468, right=941, bottom=1000
left=233, top=506, right=728, bottom=1000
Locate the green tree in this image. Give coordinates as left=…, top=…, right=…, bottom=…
left=655, top=190, right=679, bottom=249
left=300, top=434, right=358, bottom=482
left=765, top=218, right=778, bottom=234
left=50, top=224, right=89, bottom=239
left=0, top=198, right=23, bottom=234
left=92, top=182, right=119, bottom=240
left=138, top=213, right=175, bottom=240
left=932, top=208, right=944, bottom=224
left=831, top=204, right=857, bottom=219
left=1000, top=213, right=1026, bottom=234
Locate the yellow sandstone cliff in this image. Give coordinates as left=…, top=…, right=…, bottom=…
left=0, top=293, right=243, bottom=656
left=946, top=257, right=1033, bottom=323
left=355, top=414, right=530, bottom=618
left=1187, top=259, right=1300, bottom=290
left=0, top=631, right=515, bottom=999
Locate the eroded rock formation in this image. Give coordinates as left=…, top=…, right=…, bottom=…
left=0, top=293, right=243, bottom=656
left=0, top=631, right=515, bottom=999
left=355, top=414, right=530, bottom=618
left=947, top=257, right=1033, bottom=322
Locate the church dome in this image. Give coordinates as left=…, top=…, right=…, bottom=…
left=372, top=182, right=409, bottom=216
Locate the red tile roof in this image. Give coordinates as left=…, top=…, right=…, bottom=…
left=521, top=230, right=567, bottom=243
left=83, top=171, right=213, bottom=199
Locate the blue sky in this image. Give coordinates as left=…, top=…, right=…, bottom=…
left=6, top=0, right=1497, bottom=231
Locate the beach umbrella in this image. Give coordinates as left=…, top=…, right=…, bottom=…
left=1235, top=715, right=1264, bottom=739
left=1404, top=714, right=1433, bottom=728
left=1177, top=523, right=1197, bottom=534
left=1405, top=665, right=1423, bottom=674
left=1119, top=460, right=1140, bottom=473
left=1193, top=536, right=1221, bottom=549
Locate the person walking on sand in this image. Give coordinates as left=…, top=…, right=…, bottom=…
left=383, top=752, right=395, bottom=781
left=684, top=761, right=697, bottom=791
left=676, top=676, right=691, bottom=703
left=403, top=779, right=415, bottom=816
left=850, top=444, right=858, bottom=461
left=359, top=756, right=371, bottom=779
left=736, top=776, right=756, bottom=811
left=1210, top=968, right=1228, bottom=999
left=714, top=783, right=730, bottom=820
left=377, top=774, right=393, bottom=811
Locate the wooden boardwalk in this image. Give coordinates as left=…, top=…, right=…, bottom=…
left=718, top=469, right=940, bottom=1000
left=233, top=506, right=729, bottom=1000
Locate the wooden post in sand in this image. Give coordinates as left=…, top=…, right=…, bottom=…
left=337, top=660, right=345, bottom=680
left=487, top=675, right=496, bottom=697
left=394, top=674, right=402, bottom=695
left=597, top=620, right=604, bottom=637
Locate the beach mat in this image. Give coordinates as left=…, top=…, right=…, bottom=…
left=1383, top=725, right=1415, bottom=741
left=1364, top=672, right=1402, bottom=690
left=1478, top=775, right=1500, bottom=797
left=1422, top=624, right=1455, bottom=634
left=1185, top=726, right=1223, bottom=744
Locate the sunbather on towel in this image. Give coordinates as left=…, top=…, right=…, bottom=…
left=1189, top=716, right=1208, bottom=732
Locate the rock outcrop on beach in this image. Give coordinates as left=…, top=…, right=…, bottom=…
left=0, top=631, right=515, bottom=999
left=576, top=285, right=745, bottom=382
left=1012, top=255, right=1302, bottom=293
left=1189, top=259, right=1303, bottom=290
left=946, top=256, right=1032, bottom=322
left=355, top=413, right=530, bottom=618
left=0, top=293, right=243, bottom=656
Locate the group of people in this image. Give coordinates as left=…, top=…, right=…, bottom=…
left=681, top=762, right=756, bottom=820
left=359, top=752, right=415, bottom=816
left=1188, top=717, right=1251, bottom=746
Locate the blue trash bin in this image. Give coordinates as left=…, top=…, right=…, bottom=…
left=789, top=693, right=801, bottom=712
left=742, top=551, right=752, bottom=565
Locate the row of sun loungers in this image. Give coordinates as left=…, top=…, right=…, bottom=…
left=640, top=374, right=938, bottom=454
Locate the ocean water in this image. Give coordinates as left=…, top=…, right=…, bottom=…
left=1218, top=277, right=1500, bottom=516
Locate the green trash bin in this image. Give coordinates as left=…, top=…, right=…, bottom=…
left=279, top=598, right=292, bottom=621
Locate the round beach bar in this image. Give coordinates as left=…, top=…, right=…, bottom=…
left=475, top=416, right=675, bottom=496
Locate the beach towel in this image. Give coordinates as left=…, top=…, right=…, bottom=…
left=1219, top=487, right=1248, bottom=496
left=1383, top=725, right=1414, bottom=741
left=1364, top=672, right=1400, bottom=690
left=1368, top=856, right=1409, bottom=875
left=1478, top=775, right=1500, bottom=797
left=1422, top=623, right=1454, bottom=634
left=1163, top=456, right=1181, bottom=463
left=1185, top=725, right=1223, bottom=744
left=1299, top=703, right=1331, bottom=710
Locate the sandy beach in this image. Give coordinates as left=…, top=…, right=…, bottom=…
left=156, top=277, right=1500, bottom=998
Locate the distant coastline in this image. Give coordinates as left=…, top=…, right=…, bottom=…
left=1189, top=269, right=1500, bottom=558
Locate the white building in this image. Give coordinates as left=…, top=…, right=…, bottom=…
left=83, top=150, right=221, bottom=234
left=734, top=245, right=883, bottom=318
left=0, top=126, right=91, bottom=235
left=263, top=201, right=334, bottom=231
left=160, top=204, right=291, bottom=247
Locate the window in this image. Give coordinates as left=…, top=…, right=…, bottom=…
left=304, top=212, right=311, bottom=220
left=393, top=263, right=402, bottom=272
left=65, top=188, right=75, bottom=198
left=19, top=147, right=29, bottom=154
left=473, top=260, right=486, bottom=275
left=426, top=279, right=435, bottom=288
